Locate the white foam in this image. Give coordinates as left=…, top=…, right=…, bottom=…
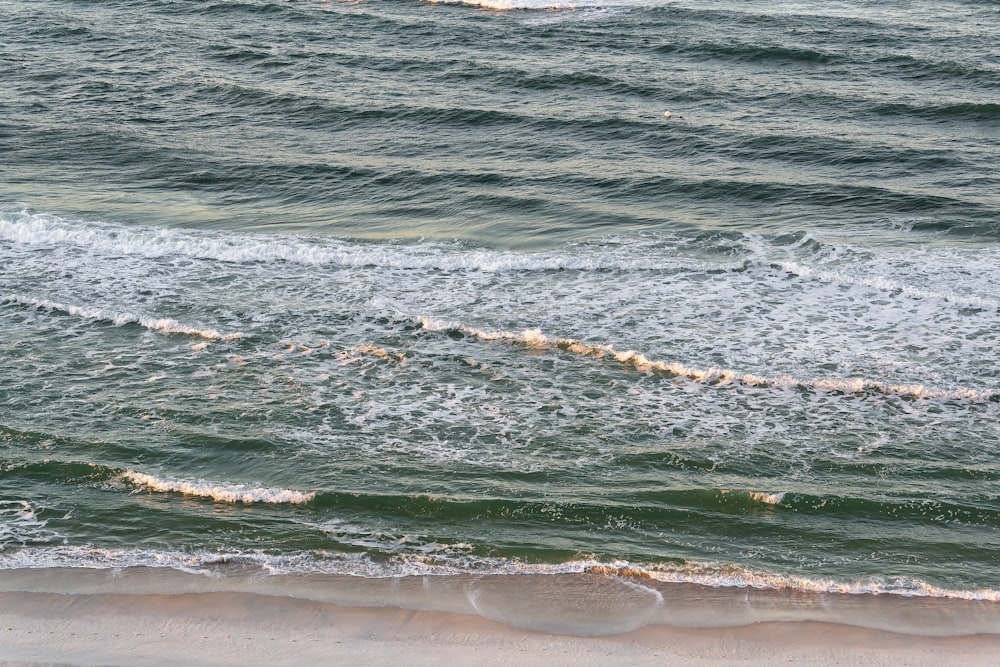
left=417, top=317, right=994, bottom=402
left=123, top=471, right=316, bottom=504
left=2, top=294, right=243, bottom=341
left=0, top=500, right=55, bottom=549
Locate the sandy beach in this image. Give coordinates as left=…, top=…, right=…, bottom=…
left=3, top=588, right=1000, bottom=667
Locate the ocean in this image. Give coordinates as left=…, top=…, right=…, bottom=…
left=2, top=0, right=998, bottom=636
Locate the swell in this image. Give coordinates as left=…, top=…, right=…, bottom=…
left=630, top=488, right=1000, bottom=529
left=870, top=101, right=1000, bottom=123
left=659, top=41, right=843, bottom=66
left=654, top=39, right=1000, bottom=90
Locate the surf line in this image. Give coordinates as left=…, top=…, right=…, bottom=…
left=417, top=317, right=995, bottom=403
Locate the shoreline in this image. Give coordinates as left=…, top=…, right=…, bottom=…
left=2, top=567, right=999, bottom=665
left=2, top=566, right=999, bottom=636
left=3, top=589, right=1000, bottom=667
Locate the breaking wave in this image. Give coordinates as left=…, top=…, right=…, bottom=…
left=123, top=471, right=316, bottom=504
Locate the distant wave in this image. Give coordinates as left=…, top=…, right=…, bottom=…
left=1, top=294, right=243, bottom=341
left=418, top=317, right=996, bottom=402
left=123, top=471, right=316, bottom=504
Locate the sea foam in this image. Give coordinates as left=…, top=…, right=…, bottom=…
left=0, top=500, right=55, bottom=549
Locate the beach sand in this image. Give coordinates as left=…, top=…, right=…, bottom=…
left=3, top=589, right=1000, bottom=667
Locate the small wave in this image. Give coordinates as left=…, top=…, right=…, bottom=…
left=2, top=294, right=243, bottom=341
left=870, top=101, right=1000, bottom=122
left=123, top=471, right=316, bottom=504
left=418, top=317, right=995, bottom=402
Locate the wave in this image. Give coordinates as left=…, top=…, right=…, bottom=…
left=417, top=317, right=997, bottom=402
left=872, top=101, right=1000, bottom=122
left=1, top=294, right=243, bottom=341
left=664, top=41, right=841, bottom=66
left=123, top=471, right=316, bottom=504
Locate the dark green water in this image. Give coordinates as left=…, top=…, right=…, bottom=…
left=1, top=0, right=999, bottom=634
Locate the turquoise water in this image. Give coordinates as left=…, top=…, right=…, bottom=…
left=2, top=0, right=999, bottom=633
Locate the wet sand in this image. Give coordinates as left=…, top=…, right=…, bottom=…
left=3, top=589, right=1000, bottom=667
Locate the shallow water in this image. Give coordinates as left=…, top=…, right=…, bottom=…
left=2, top=0, right=999, bottom=633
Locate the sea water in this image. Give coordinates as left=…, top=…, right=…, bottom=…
left=1, top=0, right=998, bottom=636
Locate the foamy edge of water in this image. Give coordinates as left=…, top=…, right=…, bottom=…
left=123, top=471, right=316, bottom=504
left=1, top=547, right=997, bottom=604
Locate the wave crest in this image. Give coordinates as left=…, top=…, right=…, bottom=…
left=123, top=471, right=316, bottom=504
